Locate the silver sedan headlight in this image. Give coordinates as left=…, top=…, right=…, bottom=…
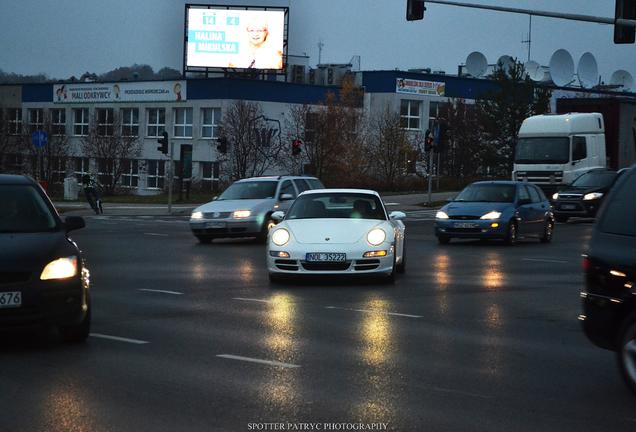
left=191, top=211, right=203, bottom=220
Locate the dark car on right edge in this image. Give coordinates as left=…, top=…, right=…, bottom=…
left=552, top=168, right=623, bottom=222
left=580, top=165, right=636, bottom=394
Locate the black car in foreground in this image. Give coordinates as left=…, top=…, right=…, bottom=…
left=0, top=175, right=90, bottom=342
left=580, top=165, right=636, bottom=394
left=552, top=168, right=623, bottom=222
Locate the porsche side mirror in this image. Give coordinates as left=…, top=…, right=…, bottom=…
left=389, top=211, right=406, bottom=220
left=271, top=211, right=285, bottom=222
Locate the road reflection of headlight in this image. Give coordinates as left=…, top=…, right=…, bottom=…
left=272, top=228, right=290, bottom=246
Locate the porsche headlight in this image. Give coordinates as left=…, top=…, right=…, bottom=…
left=233, top=210, right=252, bottom=219
left=435, top=211, right=449, bottom=219
left=552, top=193, right=559, bottom=200
left=480, top=211, right=502, bottom=220
left=367, top=228, right=386, bottom=246
left=583, top=192, right=603, bottom=201
left=191, top=211, right=203, bottom=220
left=272, top=228, right=290, bottom=246
left=40, top=256, right=78, bottom=280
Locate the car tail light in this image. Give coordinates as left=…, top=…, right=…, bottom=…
left=582, top=255, right=590, bottom=272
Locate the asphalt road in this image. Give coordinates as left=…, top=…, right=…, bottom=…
left=2, top=217, right=635, bottom=432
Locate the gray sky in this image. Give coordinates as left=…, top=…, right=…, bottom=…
left=1, top=0, right=634, bottom=84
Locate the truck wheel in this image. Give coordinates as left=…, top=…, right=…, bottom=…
left=618, top=315, right=636, bottom=395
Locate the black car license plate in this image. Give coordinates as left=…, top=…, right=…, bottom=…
left=561, top=204, right=576, bottom=210
left=306, top=253, right=346, bottom=262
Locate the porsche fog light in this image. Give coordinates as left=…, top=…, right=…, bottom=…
left=272, top=228, right=290, bottom=246
left=363, top=250, right=388, bottom=258
left=367, top=228, right=386, bottom=246
left=40, top=256, right=78, bottom=280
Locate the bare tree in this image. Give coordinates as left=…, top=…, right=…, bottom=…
left=81, top=111, right=141, bottom=195
left=282, top=76, right=369, bottom=186
left=219, top=100, right=284, bottom=181
left=0, top=110, right=20, bottom=172
left=367, top=106, right=412, bottom=190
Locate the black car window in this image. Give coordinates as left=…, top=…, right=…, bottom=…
left=528, top=186, right=542, bottom=203
left=599, top=171, right=636, bottom=237
left=279, top=180, right=297, bottom=198
left=518, top=185, right=531, bottom=202
left=572, top=171, right=616, bottom=188
left=293, top=179, right=310, bottom=193
left=0, top=185, right=57, bottom=233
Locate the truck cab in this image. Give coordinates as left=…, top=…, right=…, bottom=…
left=513, top=113, right=606, bottom=195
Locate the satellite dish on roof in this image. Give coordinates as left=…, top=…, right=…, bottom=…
left=610, top=70, right=634, bottom=91
left=524, top=61, right=542, bottom=81
left=497, top=55, right=514, bottom=75
left=577, top=52, right=599, bottom=88
left=549, top=49, right=575, bottom=87
left=466, top=51, right=488, bottom=77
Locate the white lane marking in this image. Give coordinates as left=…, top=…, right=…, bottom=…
left=143, top=232, right=169, bottom=237
left=232, top=297, right=273, bottom=303
left=217, top=354, right=300, bottom=368
left=139, top=288, right=183, bottom=295
left=90, top=333, right=149, bottom=344
left=432, top=386, right=492, bottom=399
left=522, top=258, right=569, bottom=264
left=325, top=306, right=422, bottom=319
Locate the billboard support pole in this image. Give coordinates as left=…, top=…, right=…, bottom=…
left=168, top=141, right=174, bottom=215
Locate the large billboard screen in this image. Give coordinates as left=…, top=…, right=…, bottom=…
left=186, top=7, right=285, bottom=70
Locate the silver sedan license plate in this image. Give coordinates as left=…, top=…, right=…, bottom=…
left=306, top=253, right=346, bottom=262
left=0, top=291, right=22, bottom=308
left=206, top=222, right=226, bottom=229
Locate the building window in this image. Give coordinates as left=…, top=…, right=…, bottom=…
left=50, top=157, right=67, bottom=183
left=97, top=158, right=114, bottom=186
left=201, top=108, right=221, bottom=139
left=173, top=108, right=193, bottom=138
left=3, top=153, right=23, bottom=173
left=121, top=159, right=139, bottom=188
left=51, top=109, right=66, bottom=135
left=121, top=108, right=139, bottom=137
left=147, top=108, right=165, bottom=138
left=8, top=108, right=22, bottom=135
left=428, top=101, right=450, bottom=131
left=96, top=108, right=114, bottom=136
left=200, top=161, right=220, bottom=190
left=72, top=157, right=90, bottom=181
left=28, top=109, right=44, bottom=132
left=73, top=108, right=89, bottom=136
left=400, top=100, right=421, bottom=130
left=146, top=160, right=165, bottom=189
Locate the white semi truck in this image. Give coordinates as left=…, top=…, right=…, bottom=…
left=512, top=113, right=606, bottom=194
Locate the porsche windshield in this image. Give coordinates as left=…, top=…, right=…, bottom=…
left=286, top=193, right=386, bottom=220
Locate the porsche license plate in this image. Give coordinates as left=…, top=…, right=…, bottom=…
left=306, top=253, right=346, bottom=262
left=453, top=222, right=478, bottom=228
left=0, top=291, right=22, bottom=308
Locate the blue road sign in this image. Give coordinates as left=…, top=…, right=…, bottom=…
left=31, top=130, right=48, bottom=148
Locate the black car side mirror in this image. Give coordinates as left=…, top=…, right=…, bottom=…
left=65, top=216, right=85, bottom=232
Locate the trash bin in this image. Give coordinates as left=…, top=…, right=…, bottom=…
left=64, top=176, right=79, bottom=201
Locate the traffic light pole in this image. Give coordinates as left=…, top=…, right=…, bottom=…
left=427, top=149, right=434, bottom=205
left=168, top=141, right=174, bottom=215
left=424, top=0, right=636, bottom=27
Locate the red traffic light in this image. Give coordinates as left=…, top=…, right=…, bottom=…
left=292, top=139, right=302, bottom=156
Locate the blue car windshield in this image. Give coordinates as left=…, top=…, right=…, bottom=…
left=454, top=184, right=516, bottom=203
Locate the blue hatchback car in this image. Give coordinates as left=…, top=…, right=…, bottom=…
left=434, top=181, right=555, bottom=245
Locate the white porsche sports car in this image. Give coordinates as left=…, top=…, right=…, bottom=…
left=266, top=189, right=406, bottom=281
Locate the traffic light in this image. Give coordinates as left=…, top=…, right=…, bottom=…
left=615, top=0, right=636, bottom=44
left=292, top=139, right=302, bottom=156
left=217, top=135, right=228, bottom=154
left=424, top=129, right=434, bottom=152
left=406, top=0, right=426, bottom=21
left=157, top=131, right=168, bottom=154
